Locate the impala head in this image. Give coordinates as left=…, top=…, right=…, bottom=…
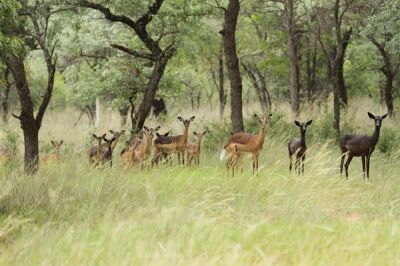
left=193, top=131, right=207, bottom=139
left=295, top=120, right=313, bottom=134
left=178, top=116, right=195, bottom=128
left=110, top=130, right=125, bottom=139
left=50, top=140, right=63, bottom=151
left=102, top=136, right=116, bottom=147
left=143, top=126, right=160, bottom=141
left=253, top=113, right=272, bottom=130
left=92, top=133, right=106, bottom=144
left=368, top=112, right=388, bottom=128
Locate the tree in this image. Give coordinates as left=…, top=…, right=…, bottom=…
left=1, top=1, right=60, bottom=174
left=220, top=0, right=244, bottom=132
left=314, top=0, right=355, bottom=134
left=78, top=0, right=177, bottom=132
left=363, top=0, right=400, bottom=118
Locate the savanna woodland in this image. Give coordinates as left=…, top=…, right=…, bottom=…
left=1, top=0, right=400, bottom=265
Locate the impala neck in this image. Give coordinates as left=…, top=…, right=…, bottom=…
left=256, top=126, right=266, bottom=147
left=182, top=126, right=189, bottom=143
left=371, top=126, right=381, bottom=146
left=300, top=131, right=306, bottom=148
left=196, top=137, right=202, bottom=152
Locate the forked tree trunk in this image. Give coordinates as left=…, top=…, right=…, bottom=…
left=8, top=55, right=40, bottom=174
left=222, top=0, right=244, bottom=132
left=384, top=73, right=394, bottom=118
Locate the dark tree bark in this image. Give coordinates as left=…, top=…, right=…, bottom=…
left=5, top=4, right=58, bottom=174
left=8, top=54, right=56, bottom=174
left=369, top=37, right=398, bottom=118
left=209, top=46, right=226, bottom=120
left=1, top=66, right=11, bottom=124
left=306, top=38, right=317, bottom=102
left=285, top=0, right=300, bottom=116
left=221, top=0, right=244, bottom=132
left=80, top=0, right=176, bottom=132
left=317, top=0, right=354, bottom=135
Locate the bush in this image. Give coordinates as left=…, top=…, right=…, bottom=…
left=378, top=128, right=400, bottom=157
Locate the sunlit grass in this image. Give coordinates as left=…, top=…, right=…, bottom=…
left=0, top=100, right=400, bottom=265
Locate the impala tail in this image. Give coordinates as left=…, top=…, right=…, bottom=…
left=220, top=146, right=227, bottom=161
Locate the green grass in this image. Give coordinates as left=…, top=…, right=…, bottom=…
left=0, top=100, right=400, bottom=265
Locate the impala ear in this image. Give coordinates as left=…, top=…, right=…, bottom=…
left=110, top=130, right=115, bottom=135
left=51, top=140, right=55, bottom=146
left=164, top=131, right=169, bottom=137
left=143, top=126, right=149, bottom=131
left=294, top=120, right=301, bottom=127
left=190, top=116, right=195, bottom=121
left=111, top=137, right=116, bottom=143
left=59, top=140, right=63, bottom=145
left=178, top=116, right=183, bottom=121
left=253, top=114, right=259, bottom=119
left=154, top=126, right=161, bottom=131
left=202, top=131, right=207, bottom=135
left=382, top=113, right=388, bottom=119
left=368, top=112, right=375, bottom=119
left=268, top=113, right=272, bottom=117
left=306, top=120, right=313, bottom=126
left=156, top=132, right=160, bottom=137
left=101, top=133, right=107, bottom=139
left=193, top=132, right=198, bottom=136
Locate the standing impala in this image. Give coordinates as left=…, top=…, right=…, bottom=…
left=186, top=131, right=206, bottom=165
left=340, top=112, right=387, bottom=179
left=152, top=116, right=195, bottom=165
left=42, top=140, right=63, bottom=163
left=88, top=130, right=124, bottom=162
left=222, top=114, right=272, bottom=175
left=288, top=120, right=312, bottom=174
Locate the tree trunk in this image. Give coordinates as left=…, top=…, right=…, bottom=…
left=131, top=57, right=169, bottom=132
left=216, top=46, right=226, bottom=120
left=384, top=73, right=394, bottom=118
left=7, top=55, right=40, bottom=174
left=286, top=0, right=300, bottom=116
left=331, top=65, right=341, bottom=136
left=1, top=67, right=11, bottom=124
left=222, top=0, right=244, bottom=132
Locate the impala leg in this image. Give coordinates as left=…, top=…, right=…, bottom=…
left=344, top=154, right=353, bottom=179
left=255, top=154, right=259, bottom=175
left=366, top=154, right=371, bottom=179
left=340, top=153, right=346, bottom=177
left=289, top=154, right=292, bottom=172
left=301, top=155, right=305, bottom=175
left=361, top=156, right=366, bottom=178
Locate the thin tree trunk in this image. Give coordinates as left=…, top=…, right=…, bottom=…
left=131, top=57, right=170, bottom=132
left=222, top=0, right=244, bottom=132
left=384, top=73, right=394, bottom=118
left=1, top=67, right=11, bottom=124
left=218, top=46, right=226, bottom=120
left=286, top=0, right=300, bottom=116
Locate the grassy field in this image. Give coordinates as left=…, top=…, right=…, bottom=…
left=0, top=99, right=400, bottom=265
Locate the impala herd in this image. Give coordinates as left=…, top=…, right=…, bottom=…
left=0, top=112, right=388, bottom=179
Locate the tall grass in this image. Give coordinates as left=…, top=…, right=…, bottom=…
left=0, top=98, right=399, bottom=265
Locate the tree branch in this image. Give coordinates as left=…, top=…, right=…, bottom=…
left=110, top=44, right=156, bottom=60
